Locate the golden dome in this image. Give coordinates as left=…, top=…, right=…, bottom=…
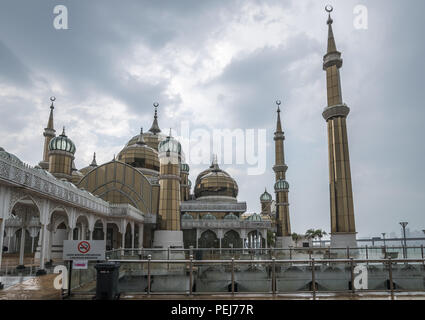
left=194, top=160, right=238, bottom=199
left=118, top=128, right=160, bottom=171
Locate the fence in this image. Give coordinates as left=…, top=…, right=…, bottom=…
left=68, top=256, right=425, bottom=300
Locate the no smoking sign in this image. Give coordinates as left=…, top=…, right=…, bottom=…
left=77, top=241, right=91, bottom=254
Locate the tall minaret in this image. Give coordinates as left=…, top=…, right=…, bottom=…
left=273, top=100, right=292, bottom=248
left=322, top=6, right=356, bottom=247
left=153, top=130, right=184, bottom=250
left=39, top=97, right=56, bottom=170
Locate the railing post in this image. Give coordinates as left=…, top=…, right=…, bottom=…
left=311, top=258, right=316, bottom=300
left=147, top=254, right=151, bottom=295
left=289, top=247, right=292, bottom=260
left=388, top=258, right=394, bottom=300
left=350, top=258, right=355, bottom=295
left=231, top=257, right=235, bottom=295
left=272, top=257, right=276, bottom=295
left=167, top=247, right=170, bottom=270
left=346, top=246, right=350, bottom=259
left=421, top=245, right=424, bottom=266
left=189, top=254, right=193, bottom=296
left=365, top=245, right=368, bottom=264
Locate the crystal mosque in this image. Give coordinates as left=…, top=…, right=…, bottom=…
left=0, top=6, right=357, bottom=274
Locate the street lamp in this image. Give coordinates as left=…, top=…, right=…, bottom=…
left=399, top=222, right=408, bottom=258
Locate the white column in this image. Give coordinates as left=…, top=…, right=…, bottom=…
left=89, top=229, right=93, bottom=240
left=103, top=224, right=107, bottom=241
left=81, top=224, right=86, bottom=240
left=68, top=228, right=73, bottom=240
left=0, top=186, right=11, bottom=270
left=19, top=227, right=26, bottom=266
left=121, top=231, right=125, bottom=256
left=40, top=224, right=47, bottom=270
left=46, top=228, right=53, bottom=261
left=131, top=223, right=135, bottom=255
left=0, top=218, right=4, bottom=270
left=138, top=224, right=144, bottom=249
left=196, top=228, right=199, bottom=249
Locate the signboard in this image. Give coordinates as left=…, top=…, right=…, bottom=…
left=72, top=259, right=88, bottom=270
left=63, top=240, right=106, bottom=261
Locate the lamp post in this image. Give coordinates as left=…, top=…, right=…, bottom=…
left=399, top=222, right=408, bottom=258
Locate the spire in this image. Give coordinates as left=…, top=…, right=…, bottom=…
left=136, top=127, right=146, bottom=145
left=275, top=100, right=283, bottom=133
left=46, top=96, right=55, bottom=130
left=61, top=126, right=66, bottom=137
left=325, top=5, right=337, bottom=53
left=148, top=102, right=161, bottom=134
left=210, top=154, right=219, bottom=170
left=90, top=152, right=97, bottom=167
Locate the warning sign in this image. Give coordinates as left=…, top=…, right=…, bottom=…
left=63, top=240, right=105, bottom=261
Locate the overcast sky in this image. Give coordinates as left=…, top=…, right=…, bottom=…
left=0, top=0, right=424, bottom=238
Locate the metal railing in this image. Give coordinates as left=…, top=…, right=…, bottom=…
left=105, top=245, right=425, bottom=260
left=100, top=256, right=425, bottom=300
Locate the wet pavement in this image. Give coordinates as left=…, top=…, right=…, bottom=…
left=0, top=274, right=62, bottom=300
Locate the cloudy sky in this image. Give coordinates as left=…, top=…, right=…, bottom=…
left=0, top=0, right=424, bottom=239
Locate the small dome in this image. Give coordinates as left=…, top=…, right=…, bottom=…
left=274, top=179, right=289, bottom=191
left=181, top=213, right=194, bottom=220
left=48, top=128, right=76, bottom=154
left=260, top=188, right=272, bottom=201
left=0, top=149, right=23, bottom=165
left=180, top=163, right=190, bottom=173
left=246, top=213, right=262, bottom=221
left=202, top=213, right=217, bottom=220
left=158, top=134, right=181, bottom=155
left=224, top=213, right=239, bottom=220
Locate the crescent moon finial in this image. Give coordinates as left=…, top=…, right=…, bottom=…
left=325, top=5, right=333, bottom=13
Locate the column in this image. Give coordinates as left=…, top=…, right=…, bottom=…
left=89, top=229, right=93, bottom=240
left=40, top=223, right=47, bottom=270
left=121, top=231, right=125, bottom=256
left=131, top=223, right=135, bottom=255
left=0, top=218, right=4, bottom=270
left=196, top=228, right=199, bottom=249
left=138, top=224, right=144, bottom=249
left=46, top=228, right=53, bottom=262
left=81, top=224, right=86, bottom=240
left=18, top=226, right=26, bottom=266
left=103, top=224, right=107, bottom=241
left=68, top=228, right=73, bottom=240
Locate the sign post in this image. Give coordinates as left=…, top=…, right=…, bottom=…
left=63, top=240, right=106, bottom=297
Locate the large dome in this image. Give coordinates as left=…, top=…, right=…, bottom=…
left=118, top=129, right=159, bottom=171
left=48, top=128, right=76, bottom=154
left=194, top=160, right=238, bottom=199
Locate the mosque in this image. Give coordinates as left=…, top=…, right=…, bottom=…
left=0, top=6, right=356, bottom=273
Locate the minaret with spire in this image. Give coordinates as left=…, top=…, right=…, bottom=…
left=149, top=102, right=161, bottom=135
left=322, top=5, right=356, bottom=247
left=273, top=100, right=292, bottom=248
left=39, top=97, right=57, bottom=170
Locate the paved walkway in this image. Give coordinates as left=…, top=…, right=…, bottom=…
left=0, top=274, right=62, bottom=300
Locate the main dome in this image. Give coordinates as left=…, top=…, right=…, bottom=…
left=194, top=160, right=238, bottom=199
left=118, top=129, right=159, bottom=171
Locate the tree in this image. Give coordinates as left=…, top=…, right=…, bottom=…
left=291, top=233, right=301, bottom=247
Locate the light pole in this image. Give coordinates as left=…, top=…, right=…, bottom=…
left=382, top=233, right=386, bottom=247
left=399, top=222, right=408, bottom=258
